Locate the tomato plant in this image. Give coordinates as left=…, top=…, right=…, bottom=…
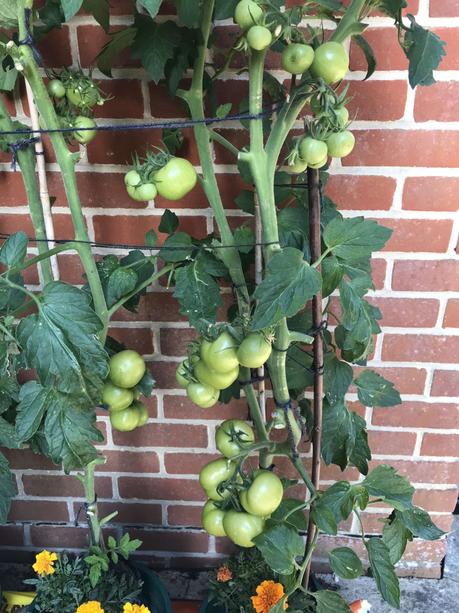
left=215, top=419, right=255, bottom=458
left=281, top=43, right=314, bottom=75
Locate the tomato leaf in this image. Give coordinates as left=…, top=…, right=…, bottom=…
left=159, top=209, right=179, bottom=234
left=0, top=375, right=19, bottom=415
left=82, top=0, right=110, bottom=32
left=15, top=381, right=49, bottom=442
left=399, top=506, right=446, bottom=541
left=97, top=27, right=137, bottom=77
left=329, top=547, right=363, bottom=579
left=132, top=17, right=182, bottom=84
left=362, top=464, right=414, bottom=510
left=354, top=370, right=401, bottom=407
left=312, top=481, right=354, bottom=534
left=377, top=1, right=407, bottom=19
left=159, top=232, right=193, bottom=263
left=0, top=0, right=18, bottom=27
left=0, top=54, right=18, bottom=92
left=17, top=282, right=108, bottom=403
left=353, top=34, right=376, bottom=80
left=106, top=267, right=138, bottom=307
left=365, top=538, right=400, bottom=608
left=214, top=0, right=239, bottom=20
left=136, top=369, right=155, bottom=397
left=382, top=513, right=412, bottom=564
left=321, top=401, right=353, bottom=470
left=324, top=217, right=392, bottom=262
left=0, top=231, right=28, bottom=268
left=324, top=353, right=353, bottom=406
left=349, top=412, right=371, bottom=475
left=251, top=247, right=321, bottom=330
left=0, top=415, right=19, bottom=448
left=0, top=452, right=14, bottom=523
left=404, top=16, right=446, bottom=88
left=138, top=0, right=163, bottom=19
left=314, top=590, right=352, bottom=613
left=271, top=498, right=308, bottom=531
left=60, top=0, right=83, bottom=21
left=235, top=190, right=255, bottom=215
left=254, top=524, right=304, bottom=575
left=173, top=260, right=223, bottom=328
left=173, top=0, right=201, bottom=27
left=321, top=255, right=343, bottom=298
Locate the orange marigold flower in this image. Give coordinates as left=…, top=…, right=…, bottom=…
left=32, top=550, right=58, bottom=576
left=216, top=565, right=233, bottom=582
left=75, top=601, right=104, bottom=613
left=350, top=600, right=371, bottom=613
left=123, top=604, right=151, bottom=613
left=251, top=580, right=288, bottom=613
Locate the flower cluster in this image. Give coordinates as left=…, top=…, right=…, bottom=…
left=76, top=602, right=104, bottom=613
left=32, top=550, right=58, bottom=576
left=251, top=580, right=288, bottom=613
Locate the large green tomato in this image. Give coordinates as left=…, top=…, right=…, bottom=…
left=281, top=43, right=314, bottom=75
left=66, top=81, right=100, bottom=107
left=308, top=155, right=328, bottom=169
left=215, top=419, right=255, bottom=458
left=237, top=333, right=272, bottom=369
left=109, top=350, right=146, bottom=389
left=201, top=500, right=227, bottom=537
left=247, top=25, right=272, bottom=51
left=154, top=158, right=197, bottom=201
left=299, top=137, right=328, bottom=166
left=110, top=406, right=140, bottom=432
left=201, top=332, right=239, bottom=374
left=288, top=158, right=308, bottom=174
left=48, top=79, right=66, bottom=98
left=126, top=182, right=157, bottom=202
left=194, top=361, right=239, bottom=391
left=334, top=105, right=349, bottom=128
left=223, top=511, right=265, bottom=548
left=326, top=130, right=355, bottom=158
left=199, top=458, right=236, bottom=501
left=311, top=41, right=349, bottom=84
left=73, top=116, right=97, bottom=144
left=246, top=471, right=283, bottom=517
left=234, top=0, right=263, bottom=29
left=132, top=400, right=149, bottom=426
left=186, top=382, right=219, bottom=408
left=101, top=382, right=134, bottom=412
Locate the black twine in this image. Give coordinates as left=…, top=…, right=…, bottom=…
left=13, top=9, right=43, bottom=66
left=74, top=495, right=97, bottom=527
left=239, top=374, right=267, bottom=386
left=8, top=137, right=38, bottom=170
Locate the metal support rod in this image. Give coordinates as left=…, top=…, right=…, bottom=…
left=254, top=195, right=266, bottom=420
left=304, top=167, right=324, bottom=587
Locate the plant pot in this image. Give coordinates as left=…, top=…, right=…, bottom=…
left=3, top=591, right=36, bottom=612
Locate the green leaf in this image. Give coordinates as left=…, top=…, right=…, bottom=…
left=353, top=35, right=376, bottom=80
left=314, top=590, right=352, bottom=613
left=97, top=27, right=137, bottom=77
left=82, top=0, right=109, bottom=31
left=311, top=505, right=338, bottom=535
left=234, top=226, right=255, bottom=254
left=0, top=58, right=17, bottom=92
left=350, top=412, right=371, bottom=476
left=0, top=231, right=28, bottom=267
left=329, top=547, right=363, bottom=580
left=0, top=375, right=19, bottom=414
left=173, top=0, right=201, bottom=27
left=145, top=229, right=158, bottom=247
left=0, top=452, right=15, bottom=524
left=15, top=381, right=48, bottom=442
left=251, top=247, right=321, bottom=330
left=60, top=0, right=83, bottom=21
left=159, top=209, right=179, bottom=234
left=235, top=190, right=255, bottom=215
left=132, top=17, right=182, bottom=84
left=399, top=507, right=446, bottom=541
left=322, top=255, right=343, bottom=298
left=136, top=369, right=155, bottom=397
left=138, top=0, right=163, bottom=18
left=405, top=17, right=446, bottom=88
left=382, top=514, right=411, bottom=564
left=173, top=260, right=223, bottom=328
left=324, top=353, right=353, bottom=405
left=0, top=416, right=19, bottom=449
left=354, top=370, right=401, bottom=407
left=311, top=481, right=354, bottom=535
left=216, top=103, right=232, bottom=119
left=322, top=401, right=353, bottom=470
left=254, top=524, right=304, bottom=575
left=362, top=465, right=414, bottom=511
left=0, top=0, right=18, bottom=27
left=271, top=498, right=307, bottom=531
left=89, top=563, right=102, bottom=588
left=159, top=232, right=193, bottom=263
left=162, top=129, right=183, bottom=156
left=17, top=282, right=108, bottom=402
left=106, top=267, right=138, bottom=307
left=365, top=538, right=400, bottom=608
left=286, top=345, right=314, bottom=392
left=214, top=0, right=238, bottom=19
left=377, top=1, right=407, bottom=19
left=324, top=217, right=392, bottom=262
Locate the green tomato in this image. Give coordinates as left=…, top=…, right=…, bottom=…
left=234, top=0, right=263, bottom=29
left=132, top=400, right=149, bottom=426
left=202, top=500, right=227, bottom=537
left=299, top=137, right=328, bottom=166
left=310, top=41, right=349, bottom=84
left=308, top=155, right=328, bottom=169
left=199, top=458, right=236, bottom=501
left=73, top=116, right=97, bottom=144
left=246, top=471, right=283, bottom=517
left=215, top=419, right=255, bottom=458
left=176, top=359, right=192, bottom=388
left=223, top=510, right=265, bottom=548
left=247, top=25, right=272, bottom=51
left=101, top=382, right=134, bottom=413
left=288, top=158, right=308, bottom=174
left=124, top=170, right=141, bottom=187
left=195, top=360, right=239, bottom=391
left=66, top=81, right=100, bottom=108
left=334, top=105, right=349, bottom=128
left=110, top=406, right=140, bottom=432
left=237, top=333, right=272, bottom=369
left=326, top=130, right=355, bottom=158
left=127, top=182, right=157, bottom=202
left=281, top=43, right=314, bottom=75
left=187, top=382, right=219, bottom=409
left=48, top=79, right=66, bottom=98
left=109, top=350, right=146, bottom=389
left=154, top=158, right=197, bottom=201
left=201, top=332, right=239, bottom=374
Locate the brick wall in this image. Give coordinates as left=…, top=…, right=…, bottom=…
left=0, top=0, right=458, bottom=578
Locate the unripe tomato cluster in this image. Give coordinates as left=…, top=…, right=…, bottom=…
left=176, top=331, right=272, bottom=409
left=102, top=350, right=149, bottom=432
left=124, top=157, right=198, bottom=202
left=200, top=422, right=284, bottom=548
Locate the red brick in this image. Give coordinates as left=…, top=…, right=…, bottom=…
left=163, top=395, right=249, bottom=421
left=56, top=254, right=85, bottom=284
left=369, top=297, right=439, bottom=327
left=164, top=452, right=219, bottom=475
left=421, top=433, right=459, bottom=457
left=350, top=29, right=407, bottom=71
left=129, top=528, right=209, bottom=553
left=100, top=450, right=160, bottom=473
left=0, top=525, right=24, bottom=547
left=167, top=504, right=202, bottom=527
left=37, top=26, right=72, bottom=67
left=213, top=129, right=249, bottom=165
left=346, top=80, right=407, bottom=121
left=392, top=260, right=459, bottom=291
left=361, top=512, right=453, bottom=535
left=149, top=83, right=189, bottom=118
left=30, top=526, right=91, bottom=549
left=90, top=502, right=162, bottom=525
left=344, top=130, right=459, bottom=168
left=118, top=476, right=204, bottom=501
left=433, top=28, right=459, bottom=71
left=326, top=175, right=395, bottom=211
left=382, top=334, right=459, bottom=363
left=112, top=422, right=208, bottom=448
left=431, top=370, right=459, bottom=397
left=151, top=361, right=184, bottom=389
left=381, top=219, right=452, bottom=253
left=8, top=500, right=69, bottom=522
left=403, top=177, right=459, bottom=212
left=77, top=25, right=139, bottom=69
left=22, top=475, right=112, bottom=498
left=113, top=292, right=184, bottom=323
left=108, top=327, right=154, bottom=355
left=370, top=459, right=459, bottom=484
left=0, top=172, right=28, bottom=205
left=372, top=259, right=386, bottom=290
left=160, top=328, right=197, bottom=356
left=2, top=448, right=56, bottom=470
left=444, top=300, right=459, bottom=327
left=415, top=82, right=459, bottom=122
left=430, top=1, right=459, bottom=17
left=368, top=430, right=417, bottom=456
left=94, top=79, right=144, bottom=118
left=372, top=402, right=458, bottom=429
left=413, top=488, right=458, bottom=513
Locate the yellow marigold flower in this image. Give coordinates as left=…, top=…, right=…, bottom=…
left=75, top=601, right=104, bottom=613
left=216, top=565, right=233, bottom=582
left=32, top=550, right=58, bottom=576
left=251, top=580, right=288, bottom=613
left=123, top=605, right=151, bottom=613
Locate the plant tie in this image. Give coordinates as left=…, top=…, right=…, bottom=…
left=8, top=137, right=38, bottom=170
left=13, top=9, right=43, bottom=66
left=74, top=495, right=98, bottom=527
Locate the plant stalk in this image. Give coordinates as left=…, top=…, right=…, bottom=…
left=77, top=458, right=106, bottom=548
left=331, top=0, right=367, bottom=43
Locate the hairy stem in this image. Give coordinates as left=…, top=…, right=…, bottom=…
left=331, top=0, right=367, bottom=43
left=76, top=458, right=106, bottom=548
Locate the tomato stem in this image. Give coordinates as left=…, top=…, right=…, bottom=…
left=330, top=0, right=367, bottom=44
left=76, top=458, right=107, bottom=548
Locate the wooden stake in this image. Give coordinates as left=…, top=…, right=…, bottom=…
left=304, top=167, right=324, bottom=587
